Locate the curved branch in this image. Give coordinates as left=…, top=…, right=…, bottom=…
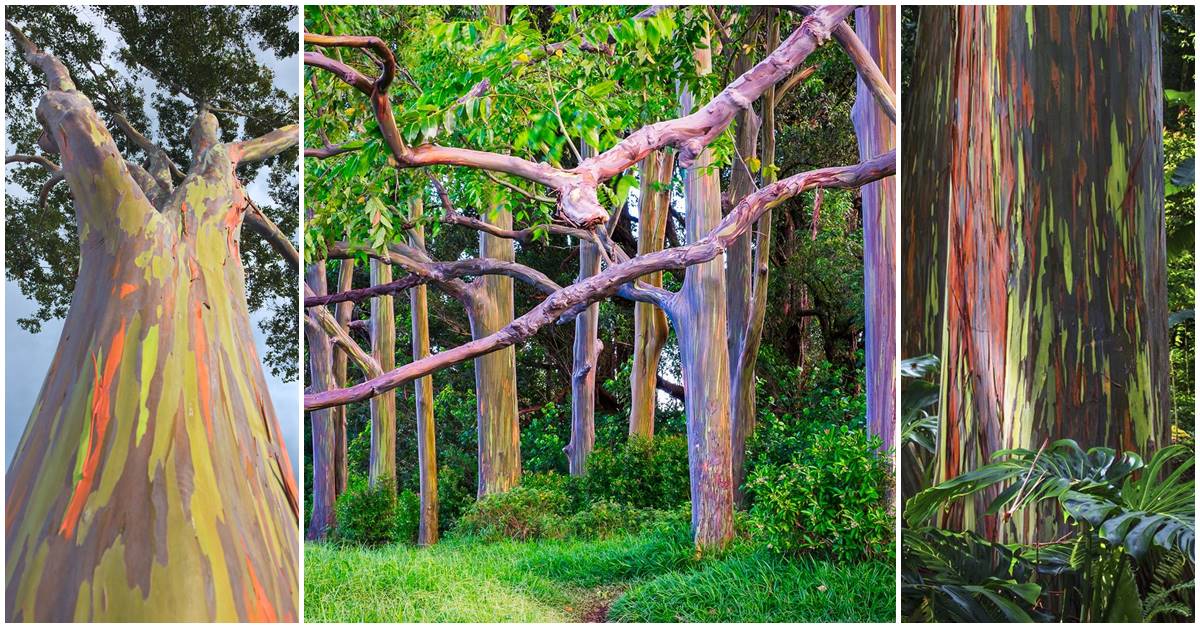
left=305, top=283, right=382, bottom=379
left=5, top=153, right=60, bottom=172
left=37, top=172, right=66, bottom=209
left=230, top=124, right=299, bottom=164
left=304, top=51, right=373, bottom=94
left=306, top=257, right=561, bottom=307
left=5, top=20, right=74, bottom=91
left=831, top=22, right=896, bottom=122
left=305, top=150, right=894, bottom=410
left=305, top=33, right=395, bottom=91
left=245, top=199, right=299, bottom=271
left=109, top=111, right=185, bottom=181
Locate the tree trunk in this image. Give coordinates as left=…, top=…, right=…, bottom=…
left=5, top=98, right=298, bottom=619
left=471, top=214, right=521, bottom=496
left=306, top=263, right=337, bottom=543
left=331, top=258, right=355, bottom=496
left=469, top=0, right=521, bottom=499
left=369, top=259, right=397, bottom=489
left=917, top=6, right=1169, bottom=543
left=852, top=5, right=897, bottom=453
left=408, top=197, right=438, bottom=545
left=726, top=46, right=761, bottom=507
left=567, top=143, right=599, bottom=475
left=628, top=149, right=674, bottom=439
left=674, top=29, right=734, bottom=550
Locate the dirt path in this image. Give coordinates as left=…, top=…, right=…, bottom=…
left=568, top=584, right=627, bottom=623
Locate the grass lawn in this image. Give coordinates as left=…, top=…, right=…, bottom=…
left=304, top=530, right=895, bottom=622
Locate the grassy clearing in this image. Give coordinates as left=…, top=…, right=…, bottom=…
left=304, top=529, right=894, bottom=622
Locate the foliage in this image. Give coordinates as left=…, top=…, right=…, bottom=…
left=904, top=440, right=1196, bottom=621
left=581, top=435, right=690, bottom=510
left=521, top=402, right=569, bottom=474
left=747, top=426, right=893, bottom=562
left=334, top=475, right=418, bottom=546
left=452, top=485, right=571, bottom=542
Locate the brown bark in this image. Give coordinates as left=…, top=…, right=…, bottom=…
left=629, top=149, right=674, bottom=439
left=306, top=263, right=337, bottom=542
left=332, top=258, right=354, bottom=497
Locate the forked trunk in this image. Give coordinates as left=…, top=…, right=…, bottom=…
left=6, top=98, right=297, bottom=620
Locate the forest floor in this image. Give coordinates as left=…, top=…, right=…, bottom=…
left=304, top=531, right=894, bottom=622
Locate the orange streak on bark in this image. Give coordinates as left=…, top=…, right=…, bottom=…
left=60, top=320, right=128, bottom=539
left=242, top=554, right=278, bottom=622
left=118, top=283, right=138, bottom=298
left=193, top=300, right=214, bottom=440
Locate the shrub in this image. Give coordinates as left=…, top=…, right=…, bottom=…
left=562, top=501, right=672, bottom=540
left=451, top=485, right=571, bottom=541
left=583, top=435, right=689, bottom=509
left=521, top=402, right=569, bottom=474
left=747, top=426, right=892, bottom=562
left=334, top=475, right=418, bottom=546
left=436, top=462, right=475, bottom=532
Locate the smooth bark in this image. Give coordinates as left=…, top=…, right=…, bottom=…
left=306, top=263, right=337, bottom=542
left=408, top=197, right=438, bottom=545
left=369, top=259, right=397, bottom=489
left=629, top=149, right=674, bottom=439
left=567, top=142, right=600, bottom=475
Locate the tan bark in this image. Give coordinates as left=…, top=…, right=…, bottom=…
left=408, top=196, right=438, bottom=545
left=369, top=259, right=397, bottom=489
left=629, top=149, right=674, bottom=439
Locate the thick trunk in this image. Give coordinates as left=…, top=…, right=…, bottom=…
left=306, top=263, right=337, bottom=543
left=6, top=101, right=297, bottom=619
left=628, top=149, right=674, bottom=439
left=471, top=209, right=520, bottom=496
left=408, top=197, right=438, bottom=545
left=567, top=142, right=599, bottom=475
left=369, top=260, right=397, bottom=488
left=851, top=5, right=897, bottom=452
left=676, top=32, right=734, bottom=550
left=918, top=6, right=1169, bottom=543
left=331, top=259, right=355, bottom=496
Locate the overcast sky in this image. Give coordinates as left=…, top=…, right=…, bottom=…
left=4, top=7, right=301, bottom=477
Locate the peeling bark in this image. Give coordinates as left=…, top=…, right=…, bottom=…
left=5, top=26, right=298, bottom=616
left=913, top=6, right=1169, bottom=543
left=852, top=5, right=897, bottom=453
left=567, top=143, right=599, bottom=475
left=305, top=263, right=337, bottom=543
left=368, top=259, right=397, bottom=489
left=408, top=197, right=438, bottom=545
left=629, top=149, right=674, bottom=439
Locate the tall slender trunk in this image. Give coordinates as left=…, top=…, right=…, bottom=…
left=628, top=149, right=674, bottom=439
left=408, top=196, right=438, bottom=545
left=469, top=0, right=521, bottom=499
left=369, top=260, right=396, bottom=488
left=5, top=100, right=297, bottom=619
left=568, top=143, right=599, bottom=475
left=915, top=6, right=1169, bottom=543
left=331, top=259, right=355, bottom=496
left=852, top=5, right=897, bottom=453
left=674, top=29, right=734, bottom=550
left=306, top=263, right=337, bottom=543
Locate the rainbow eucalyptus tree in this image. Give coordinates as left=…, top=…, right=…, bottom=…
left=4, top=6, right=299, bottom=621
left=908, top=6, right=1169, bottom=543
left=302, top=4, right=894, bottom=550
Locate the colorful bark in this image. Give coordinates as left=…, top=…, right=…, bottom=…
left=369, top=259, right=397, bottom=489
left=407, top=196, right=438, bottom=545
left=915, top=6, right=1169, bottom=543
left=331, top=258, right=355, bottom=496
left=628, top=149, right=674, bottom=439
left=471, top=207, right=521, bottom=496
left=306, top=262, right=337, bottom=542
left=567, top=142, right=599, bottom=475
left=5, top=93, right=298, bottom=619
left=675, top=31, right=734, bottom=549
left=726, top=46, right=761, bottom=506
left=851, top=5, right=897, bottom=453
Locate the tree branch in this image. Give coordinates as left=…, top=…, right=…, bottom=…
left=5, top=20, right=74, bottom=91
left=108, top=111, right=185, bottom=180
left=830, top=22, right=896, bottom=122
left=245, top=199, right=299, bottom=271
left=305, top=283, right=382, bottom=379
left=306, top=256, right=561, bottom=307
left=305, top=150, right=894, bottom=409
left=230, top=124, right=299, bottom=164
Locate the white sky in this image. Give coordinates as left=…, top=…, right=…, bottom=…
left=4, top=7, right=301, bottom=477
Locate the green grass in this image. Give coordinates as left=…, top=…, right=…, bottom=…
left=304, top=529, right=895, bottom=622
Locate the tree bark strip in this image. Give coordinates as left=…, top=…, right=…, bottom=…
left=851, top=5, right=897, bottom=453
left=567, top=142, right=599, bottom=475
left=916, top=6, right=1169, bottom=543
left=408, top=196, right=438, bottom=545
left=305, top=263, right=337, bottom=543
left=332, top=258, right=355, bottom=497
left=628, top=149, right=674, bottom=439
left=369, top=259, right=397, bottom=489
